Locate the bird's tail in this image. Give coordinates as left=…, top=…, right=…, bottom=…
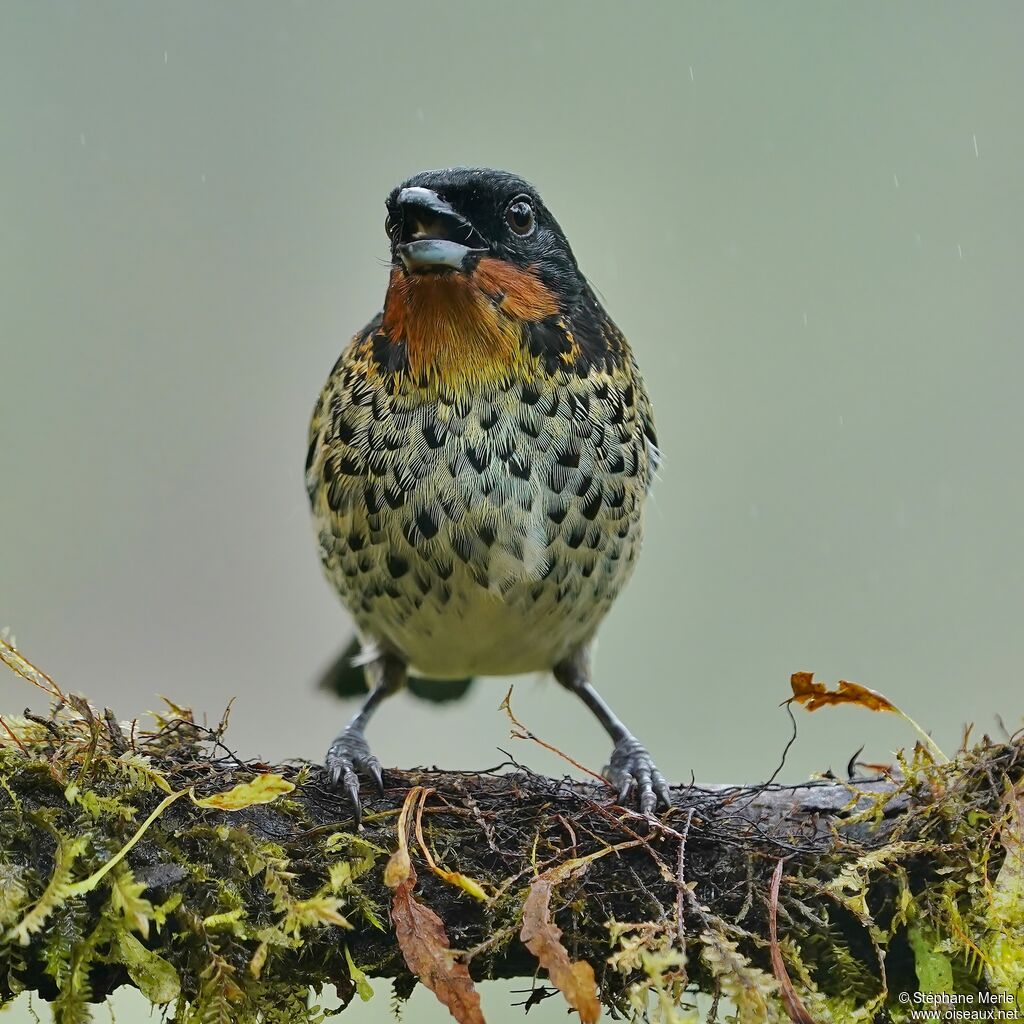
left=316, top=636, right=475, bottom=704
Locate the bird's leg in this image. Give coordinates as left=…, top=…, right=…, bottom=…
left=554, top=647, right=671, bottom=814
left=325, top=649, right=406, bottom=827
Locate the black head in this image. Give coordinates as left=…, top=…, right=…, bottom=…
left=384, top=167, right=582, bottom=297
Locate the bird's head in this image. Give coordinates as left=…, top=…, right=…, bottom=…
left=376, top=168, right=601, bottom=390
left=385, top=167, right=580, bottom=289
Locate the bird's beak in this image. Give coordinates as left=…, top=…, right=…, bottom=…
left=394, top=187, right=488, bottom=273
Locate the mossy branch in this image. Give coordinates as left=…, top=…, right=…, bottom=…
left=0, top=640, right=1022, bottom=1022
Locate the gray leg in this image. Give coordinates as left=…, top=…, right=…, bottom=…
left=554, top=647, right=671, bottom=815
left=325, top=649, right=406, bottom=827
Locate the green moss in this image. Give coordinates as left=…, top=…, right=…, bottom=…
left=0, top=694, right=367, bottom=1020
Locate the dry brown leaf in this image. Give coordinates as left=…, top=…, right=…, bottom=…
left=390, top=885, right=483, bottom=1023
left=385, top=788, right=485, bottom=1024
left=789, top=671, right=897, bottom=714
left=520, top=865, right=601, bottom=1024
left=789, top=671, right=947, bottom=763
left=391, top=873, right=485, bottom=1024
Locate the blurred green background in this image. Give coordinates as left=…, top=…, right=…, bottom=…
left=2, top=2, right=1022, bottom=1020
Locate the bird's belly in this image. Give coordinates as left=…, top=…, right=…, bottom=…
left=321, top=510, right=634, bottom=678
left=387, top=575, right=586, bottom=678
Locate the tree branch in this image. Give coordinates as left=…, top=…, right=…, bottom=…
left=0, top=644, right=1022, bottom=1021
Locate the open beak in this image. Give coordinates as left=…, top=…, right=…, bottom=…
left=393, top=187, right=488, bottom=273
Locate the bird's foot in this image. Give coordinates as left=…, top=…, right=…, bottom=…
left=325, top=727, right=384, bottom=828
left=606, top=735, right=671, bottom=816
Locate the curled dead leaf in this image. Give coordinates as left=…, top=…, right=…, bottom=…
left=520, top=865, right=601, bottom=1024
left=789, top=672, right=897, bottom=714
left=411, top=787, right=488, bottom=901
left=789, top=671, right=947, bottom=762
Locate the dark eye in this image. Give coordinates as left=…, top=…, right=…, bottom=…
left=505, top=196, right=535, bottom=236
left=385, top=210, right=396, bottom=240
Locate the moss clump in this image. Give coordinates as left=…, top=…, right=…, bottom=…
left=0, top=639, right=385, bottom=1022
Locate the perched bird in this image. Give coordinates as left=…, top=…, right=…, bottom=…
left=306, top=167, right=670, bottom=823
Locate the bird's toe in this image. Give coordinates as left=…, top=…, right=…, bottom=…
left=325, top=729, right=383, bottom=828
left=606, top=736, right=671, bottom=815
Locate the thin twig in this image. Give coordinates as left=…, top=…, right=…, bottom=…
left=676, top=807, right=695, bottom=950
left=499, top=686, right=610, bottom=787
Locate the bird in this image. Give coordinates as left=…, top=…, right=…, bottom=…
left=305, top=167, right=670, bottom=824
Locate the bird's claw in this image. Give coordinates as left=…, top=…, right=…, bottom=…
left=325, top=728, right=384, bottom=828
left=606, top=735, right=671, bottom=816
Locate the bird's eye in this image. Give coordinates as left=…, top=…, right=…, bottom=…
left=385, top=211, right=396, bottom=240
left=505, top=196, right=535, bottom=236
